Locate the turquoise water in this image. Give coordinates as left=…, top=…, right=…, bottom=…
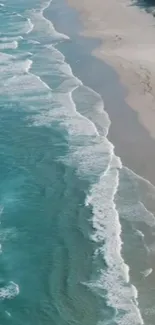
left=0, top=0, right=155, bottom=324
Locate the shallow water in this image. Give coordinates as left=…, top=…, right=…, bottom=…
left=0, top=0, right=155, bottom=324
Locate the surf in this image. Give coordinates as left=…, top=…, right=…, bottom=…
left=0, top=0, right=153, bottom=324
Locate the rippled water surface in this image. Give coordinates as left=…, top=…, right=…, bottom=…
left=0, top=1, right=155, bottom=324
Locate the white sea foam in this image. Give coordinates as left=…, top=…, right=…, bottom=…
left=0, top=52, right=14, bottom=61
left=0, top=228, right=17, bottom=243
left=29, top=42, right=109, bottom=143
left=41, top=0, right=69, bottom=39
left=120, top=200, right=155, bottom=227
left=0, top=55, right=35, bottom=89
left=26, top=6, right=69, bottom=42
left=0, top=281, right=19, bottom=300
left=45, top=44, right=66, bottom=61
left=2, top=73, right=50, bottom=97
left=141, top=268, right=153, bottom=278
left=30, top=39, right=110, bottom=138
left=26, top=18, right=34, bottom=34
left=124, top=166, right=155, bottom=193
left=0, top=36, right=23, bottom=42
left=136, top=230, right=145, bottom=238
left=146, top=241, right=155, bottom=255
left=27, top=39, right=40, bottom=44
left=72, top=84, right=110, bottom=137
left=5, top=311, right=12, bottom=317
left=117, top=189, right=155, bottom=228
left=24, top=59, right=33, bottom=73
left=0, top=9, right=34, bottom=37
left=0, top=41, right=18, bottom=49
left=85, top=156, right=143, bottom=324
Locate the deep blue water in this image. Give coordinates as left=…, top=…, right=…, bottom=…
left=0, top=0, right=155, bottom=324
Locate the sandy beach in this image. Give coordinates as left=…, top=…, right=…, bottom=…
left=67, top=0, right=155, bottom=139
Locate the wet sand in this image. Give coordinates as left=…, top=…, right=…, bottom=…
left=67, top=0, right=155, bottom=138
left=46, top=0, right=155, bottom=187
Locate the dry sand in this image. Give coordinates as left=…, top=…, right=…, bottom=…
left=67, top=0, right=155, bottom=140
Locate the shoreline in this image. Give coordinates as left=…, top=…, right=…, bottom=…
left=43, top=2, right=155, bottom=323
left=46, top=0, right=155, bottom=187
left=67, top=0, right=155, bottom=139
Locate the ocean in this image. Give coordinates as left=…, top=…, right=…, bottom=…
left=0, top=0, right=155, bottom=324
